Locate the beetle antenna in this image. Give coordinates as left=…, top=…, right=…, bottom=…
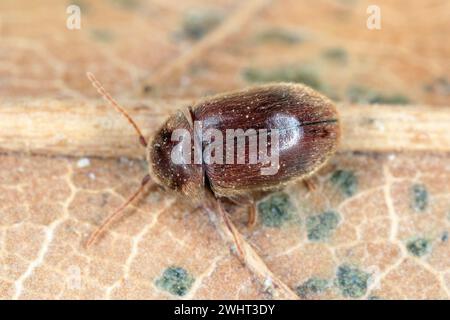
left=86, top=72, right=148, bottom=147
left=85, top=174, right=151, bottom=248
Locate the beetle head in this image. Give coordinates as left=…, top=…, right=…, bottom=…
left=147, top=110, right=204, bottom=197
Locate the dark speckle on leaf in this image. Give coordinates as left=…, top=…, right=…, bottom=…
left=155, top=266, right=195, bottom=296
left=411, top=184, right=428, bottom=212
left=306, top=211, right=340, bottom=241
left=257, top=192, right=294, bottom=227
left=142, top=84, right=153, bottom=94
left=406, top=238, right=431, bottom=257
left=296, top=277, right=329, bottom=298
left=100, top=193, right=110, bottom=207
left=442, top=231, right=448, bottom=242
left=336, top=264, right=370, bottom=298
left=330, top=169, right=357, bottom=197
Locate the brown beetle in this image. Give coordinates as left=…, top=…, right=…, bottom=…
left=85, top=73, right=340, bottom=247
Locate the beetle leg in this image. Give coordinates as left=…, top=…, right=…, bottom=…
left=303, top=178, right=317, bottom=192
left=216, top=201, right=245, bottom=263
left=225, top=196, right=257, bottom=228
left=85, top=174, right=151, bottom=248
left=247, top=201, right=257, bottom=228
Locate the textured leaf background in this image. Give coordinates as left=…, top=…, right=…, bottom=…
left=0, top=0, right=449, bottom=299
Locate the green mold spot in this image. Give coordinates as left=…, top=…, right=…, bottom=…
left=411, top=184, right=428, bottom=212
left=322, top=47, right=348, bottom=63
left=336, top=264, right=370, bottom=298
left=243, top=65, right=323, bottom=91
left=90, top=29, right=115, bottom=43
left=109, top=0, right=141, bottom=10
left=254, top=28, right=303, bottom=44
left=181, top=9, right=224, bottom=40
left=155, top=266, right=195, bottom=296
left=406, top=238, right=431, bottom=257
left=257, top=192, right=294, bottom=227
left=347, top=85, right=410, bottom=105
left=306, top=211, right=340, bottom=241
left=296, top=277, right=329, bottom=299
left=330, top=169, right=357, bottom=197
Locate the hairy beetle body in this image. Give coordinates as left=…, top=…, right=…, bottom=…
left=148, top=83, right=340, bottom=199
left=85, top=73, right=341, bottom=246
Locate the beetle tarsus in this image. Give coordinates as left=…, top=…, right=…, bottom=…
left=303, top=178, right=317, bottom=192
left=247, top=201, right=257, bottom=229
